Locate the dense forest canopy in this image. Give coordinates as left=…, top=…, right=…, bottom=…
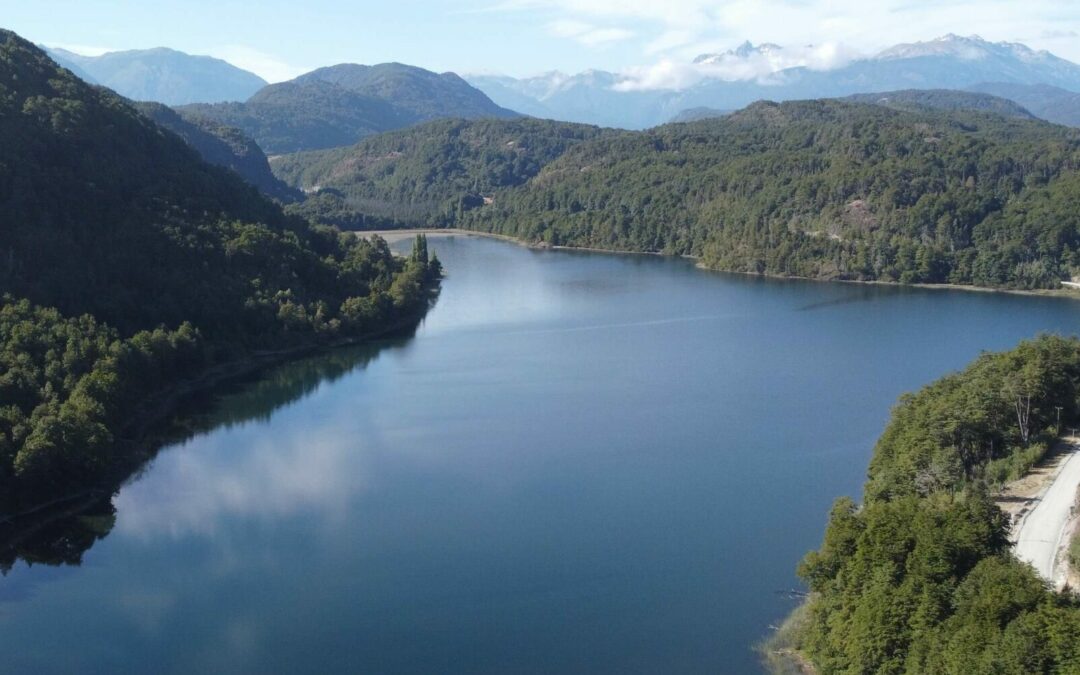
left=792, top=335, right=1080, bottom=673
left=468, top=101, right=1080, bottom=289
left=270, top=117, right=613, bottom=229
left=0, top=30, right=440, bottom=502
left=275, top=99, right=1080, bottom=290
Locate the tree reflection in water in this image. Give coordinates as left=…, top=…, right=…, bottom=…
left=0, top=333, right=416, bottom=573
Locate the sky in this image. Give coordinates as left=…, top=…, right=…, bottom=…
left=3, top=0, right=1079, bottom=83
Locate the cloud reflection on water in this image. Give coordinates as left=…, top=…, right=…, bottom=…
left=114, top=419, right=371, bottom=541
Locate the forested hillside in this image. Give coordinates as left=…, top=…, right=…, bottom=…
left=469, top=101, right=1080, bottom=289
left=134, top=102, right=301, bottom=202
left=788, top=335, right=1080, bottom=672
left=270, top=117, right=612, bottom=229
left=274, top=99, right=1080, bottom=289
left=0, top=31, right=440, bottom=503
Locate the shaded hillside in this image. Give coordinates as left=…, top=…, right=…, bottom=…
left=271, top=117, right=610, bottom=229
left=178, top=80, right=414, bottom=154
left=0, top=30, right=440, bottom=499
left=44, top=46, right=266, bottom=104
left=134, top=102, right=300, bottom=202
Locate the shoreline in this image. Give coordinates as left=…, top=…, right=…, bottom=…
left=357, top=228, right=1080, bottom=301
left=0, top=289, right=438, bottom=526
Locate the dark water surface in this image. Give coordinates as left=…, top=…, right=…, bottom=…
left=3, top=236, right=1080, bottom=674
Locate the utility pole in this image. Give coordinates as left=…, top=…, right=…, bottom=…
left=1055, top=406, right=1063, bottom=433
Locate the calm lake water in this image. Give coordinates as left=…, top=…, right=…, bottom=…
left=3, top=235, right=1080, bottom=674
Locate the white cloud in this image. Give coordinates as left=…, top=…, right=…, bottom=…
left=46, top=43, right=117, bottom=57
left=614, top=41, right=861, bottom=91
left=547, top=19, right=635, bottom=46
left=206, top=45, right=308, bottom=83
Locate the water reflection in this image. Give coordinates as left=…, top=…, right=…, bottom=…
left=4, top=237, right=1080, bottom=674
left=0, top=336, right=416, bottom=569
left=0, top=496, right=115, bottom=574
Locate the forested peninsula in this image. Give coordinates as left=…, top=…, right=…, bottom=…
left=772, top=335, right=1080, bottom=673
left=0, top=32, right=441, bottom=512
left=274, top=98, right=1080, bottom=290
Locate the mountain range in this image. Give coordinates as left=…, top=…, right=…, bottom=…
left=43, top=46, right=268, bottom=104
left=467, top=35, right=1080, bottom=129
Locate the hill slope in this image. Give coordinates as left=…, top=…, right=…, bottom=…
left=789, top=336, right=1080, bottom=672
left=44, top=46, right=267, bottom=104
left=969, top=82, right=1080, bottom=127
left=296, top=63, right=518, bottom=122
left=670, top=107, right=731, bottom=123
left=0, top=30, right=439, bottom=499
left=465, top=101, right=1080, bottom=289
left=843, top=89, right=1036, bottom=119
left=133, top=101, right=301, bottom=201
left=270, top=117, right=610, bottom=228
left=182, top=63, right=519, bottom=154
left=275, top=100, right=1080, bottom=289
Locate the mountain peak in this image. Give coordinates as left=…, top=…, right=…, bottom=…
left=875, top=34, right=1049, bottom=63
left=694, top=41, right=785, bottom=65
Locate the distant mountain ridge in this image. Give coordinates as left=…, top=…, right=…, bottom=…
left=669, top=89, right=1037, bottom=124
left=968, top=82, right=1080, bottom=127
left=670, top=107, right=732, bottom=123
left=296, top=63, right=516, bottom=121
left=181, top=62, right=520, bottom=154
left=468, top=34, right=1080, bottom=129
left=466, top=70, right=668, bottom=128
left=843, top=89, right=1037, bottom=120
left=43, top=46, right=267, bottom=104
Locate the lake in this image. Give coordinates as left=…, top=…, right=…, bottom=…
left=2, top=235, right=1080, bottom=674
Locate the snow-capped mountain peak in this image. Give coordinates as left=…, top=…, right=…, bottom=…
left=694, top=41, right=784, bottom=65
left=874, top=34, right=1054, bottom=63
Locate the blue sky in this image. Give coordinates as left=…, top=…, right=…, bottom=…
left=4, top=0, right=1079, bottom=82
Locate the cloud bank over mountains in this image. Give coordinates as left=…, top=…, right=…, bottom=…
left=614, top=41, right=861, bottom=91
left=494, top=0, right=1080, bottom=67
left=465, top=33, right=1080, bottom=129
